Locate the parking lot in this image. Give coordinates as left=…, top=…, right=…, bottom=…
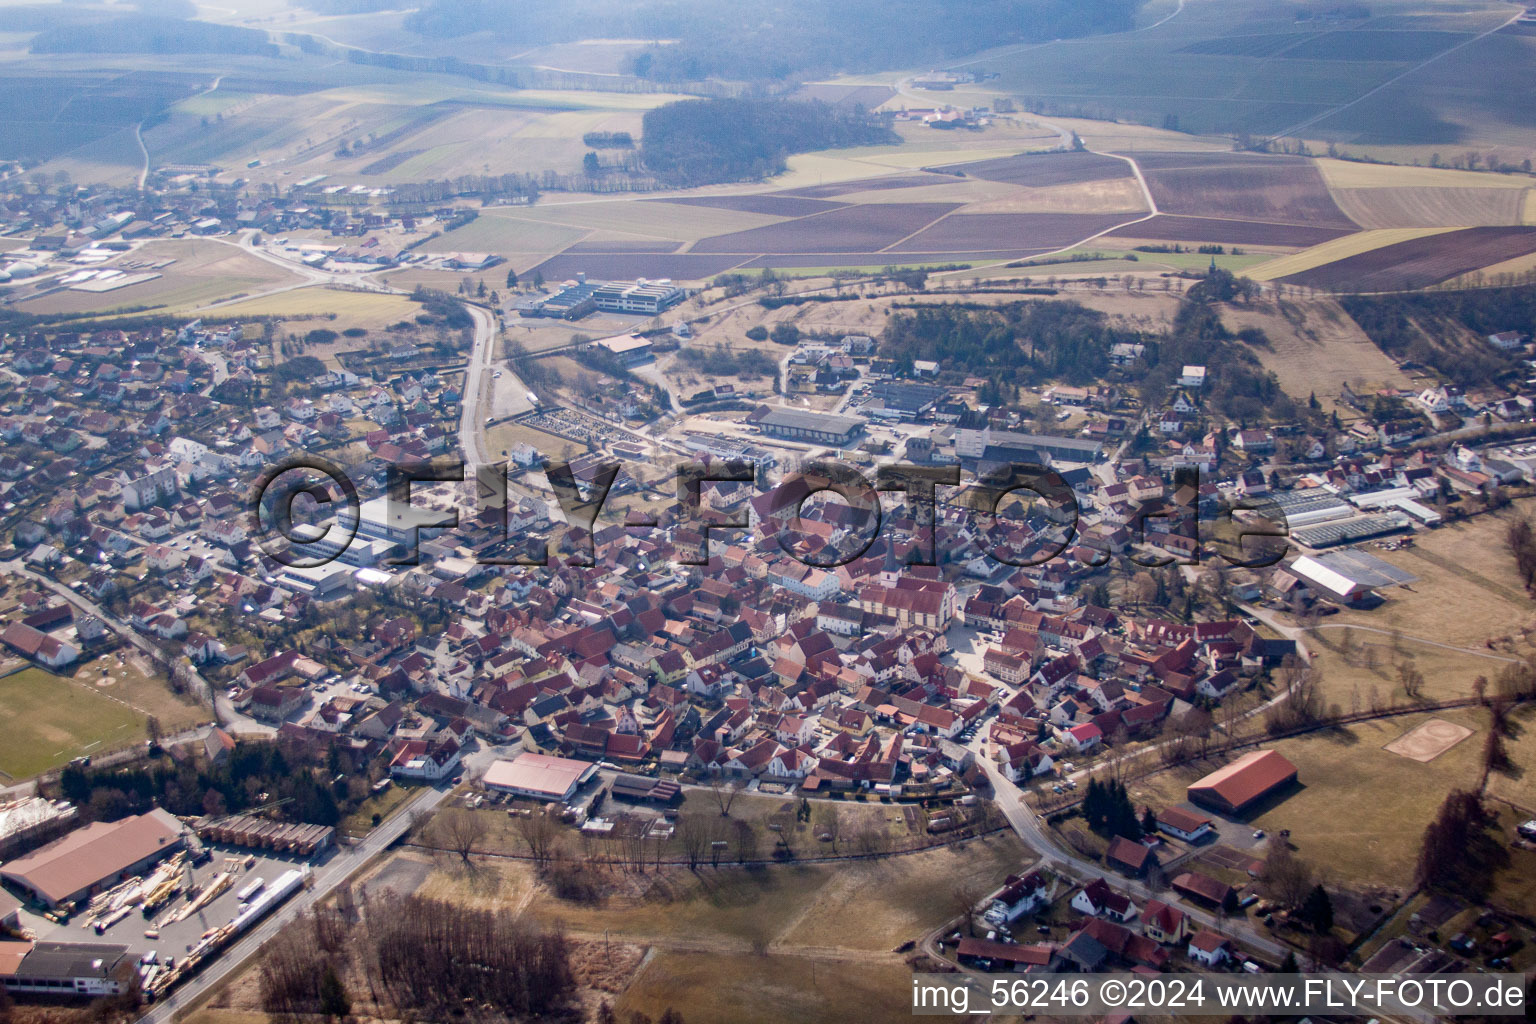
left=18, top=841, right=328, bottom=963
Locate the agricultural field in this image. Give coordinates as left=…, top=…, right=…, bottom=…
left=976, top=0, right=1526, bottom=155
left=887, top=212, right=1135, bottom=253
left=0, top=666, right=147, bottom=782
left=1129, top=151, right=1357, bottom=227
left=1328, top=186, right=1531, bottom=229
left=1275, top=225, right=1536, bottom=291
left=689, top=203, right=961, bottom=254
left=1107, top=214, right=1354, bottom=248
left=1248, top=228, right=1457, bottom=281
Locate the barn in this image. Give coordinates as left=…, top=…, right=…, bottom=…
left=1187, top=749, right=1297, bottom=815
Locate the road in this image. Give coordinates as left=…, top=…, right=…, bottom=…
left=137, top=779, right=454, bottom=1024
left=972, top=752, right=1292, bottom=961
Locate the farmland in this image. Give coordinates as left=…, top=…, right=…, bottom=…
left=1107, top=215, right=1354, bottom=248
left=934, top=150, right=1133, bottom=187
left=977, top=0, right=1529, bottom=158
left=0, top=666, right=147, bottom=782
left=888, top=212, right=1135, bottom=253
left=1249, top=228, right=1458, bottom=281
left=200, top=288, right=426, bottom=330
left=1275, top=225, right=1536, bottom=291
left=1130, top=151, right=1357, bottom=226
left=1329, top=186, right=1530, bottom=229
left=689, top=203, right=961, bottom=254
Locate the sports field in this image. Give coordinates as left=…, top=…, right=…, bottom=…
left=0, top=666, right=145, bottom=782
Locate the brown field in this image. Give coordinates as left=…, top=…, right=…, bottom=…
left=778, top=173, right=954, bottom=198
left=1249, top=228, right=1457, bottom=281
left=889, top=211, right=1136, bottom=253
left=735, top=251, right=1028, bottom=269
left=619, top=951, right=914, bottom=1024
left=516, top=198, right=786, bottom=240
left=959, top=177, right=1149, bottom=215
left=1107, top=214, right=1353, bottom=247
left=1219, top=295, right=1414, bottom=410
left=526, top=252, right=750, bottom=282
left=564, top=238, right=685, bottom=253
left=934, top=150, right=1133, bottom=187
left=655, top=195, right=848, bottom=217
left=689, top=202, right=961, bottom=254
left=1130, top=151, right=1357, bottom=227
left=1330, top=186, right=1528, bottom=229
left=1277, top=225, right=1536, bottom=291
left=1383, top=718, right=1474, bottom=762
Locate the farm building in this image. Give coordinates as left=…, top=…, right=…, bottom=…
left=608, top=774, right=682, bottom=803
left=747, top=406, right=865, bottom=446
left=483, top=753, right=597, bottom=803
left=1187, top=749, right=1298, bottom=815
left=1285, top=550, right=1418, bottom=606
left=0, top=809, right=183, bottom=908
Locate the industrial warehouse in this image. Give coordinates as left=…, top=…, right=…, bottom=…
left=483, top=753, right=598, bottom=803
left=0, top=809, right=183, bottom=909
left=747, top=406, right=866, bottom=446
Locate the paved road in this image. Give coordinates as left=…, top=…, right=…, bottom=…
left=136, top=780, right=452, bottom=1024
left=972, top=751, right=1292, bottom=961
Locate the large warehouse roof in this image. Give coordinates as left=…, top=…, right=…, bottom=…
left=1187, top=749, right=1297, bottom=813
left=0, top=809, right=181, bottom=905
left=483, top=753, right=596, bottom=801
left=753, top=407, right=865, bottom=436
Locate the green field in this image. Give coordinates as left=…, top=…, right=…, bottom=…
left=0, top=667, right=146, bottom=782
left=980, top=0, right=1521, bottom=147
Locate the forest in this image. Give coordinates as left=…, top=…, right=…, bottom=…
left=640, top=97, right=897, bottom=186
left=1340, top=285, right=1534, bottom=389
left=29, top=14, right=279, bottom=55
left=881, top=270, right=1301, bottom=425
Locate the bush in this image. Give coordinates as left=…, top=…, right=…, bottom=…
left=769, top=322, right=800, bottom=345
left=745, top=325, right=768, bottom=341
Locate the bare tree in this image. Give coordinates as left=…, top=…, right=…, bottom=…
left=676, top=815, right=708, bottom=869
left=950, top=880, right=983, bottom=937
left=709, top=777, right=742, bottom=817
left=733, top=819, right=759, bottom=863
left=432, top=807, right=487, bottom=863
left=514, top=807, right=559, bottom=867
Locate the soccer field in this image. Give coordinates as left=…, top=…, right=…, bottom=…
left=0, top=667, right=145, bottom=782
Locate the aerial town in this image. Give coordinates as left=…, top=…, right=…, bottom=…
left=1, top=0, right=1536, bottom=1022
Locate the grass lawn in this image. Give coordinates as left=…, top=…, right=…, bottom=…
left=1130, top=706, right=1491, bottom=889
left=207, top=287, right=423, bottom=329
left=618, top=951, right=915, bottom=1024
left=77, top=651, right=207, bottom=734
left=340, top=780, right=416, bottom=836
left=0, top=666, right=146, bottom=781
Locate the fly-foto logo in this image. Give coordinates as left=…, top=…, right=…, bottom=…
left=247, top=454, right=1289, bottom=572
